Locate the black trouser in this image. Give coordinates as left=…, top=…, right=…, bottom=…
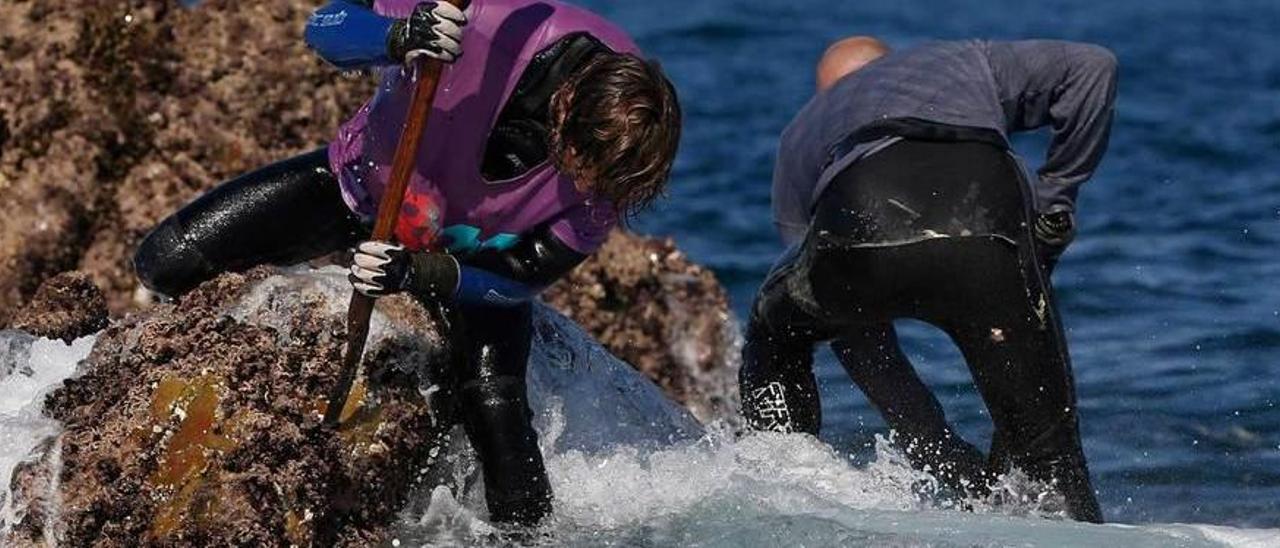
left=133, top=148, right=553, bottom=525
left=741, top=140, right=1102, bottom=523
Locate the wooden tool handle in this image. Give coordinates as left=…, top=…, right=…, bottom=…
left=324, top=0, right=472, bottom=427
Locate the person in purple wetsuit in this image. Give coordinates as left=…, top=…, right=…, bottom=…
left=133, top=0, right=682, bottom=525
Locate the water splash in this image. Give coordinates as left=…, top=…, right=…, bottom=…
left=393, top=424, right=1277, bottom=547
left=0, top=332, right=95, bottom=538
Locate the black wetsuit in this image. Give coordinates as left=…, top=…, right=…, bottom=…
left=748, top=39, right=1116, bottom=523
left=133, top=35, right=607, bottom=525
left=741, top=136, right=1103, bottom=522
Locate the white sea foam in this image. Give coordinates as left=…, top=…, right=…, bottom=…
left=0, top=332, right=95, bottom=537
left=399, top=426, right=1280, bottom=548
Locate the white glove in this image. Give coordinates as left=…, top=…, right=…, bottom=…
left=388, top=2, right=468, bottom=64
left=349, top=241, right=411, bottom=297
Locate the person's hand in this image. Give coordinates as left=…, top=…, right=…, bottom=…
left=1033, top=210, right=1076, bottom=273
left=349, top=241, right=461, bottom=300
left=350, top=241, right=413, bottom=297
left=387, top=1, right=467, bottom=65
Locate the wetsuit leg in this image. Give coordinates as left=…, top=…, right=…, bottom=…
left=831, top=324, right=990, bottom=492
left=921, top=240, right=1103, bottom=523
left=802, top=139, right=1101, bottom=521
left=133, top=148, right=367, bottom=297
left=451, top=303, right=553, bottom=525
left=739, top=245, right=833, bottom=435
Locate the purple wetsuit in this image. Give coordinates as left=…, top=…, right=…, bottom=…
left=328, top=0, right=639, bottom=256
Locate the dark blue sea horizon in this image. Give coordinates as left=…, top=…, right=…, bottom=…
left=586, top=0, right=1280, bottom=528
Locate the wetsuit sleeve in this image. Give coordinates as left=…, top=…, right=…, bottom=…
left=985, top=40, right=1119, bottom=213
left=305, top=0, right=397, bottom=69
left=408, top=223, right=590, bottom=308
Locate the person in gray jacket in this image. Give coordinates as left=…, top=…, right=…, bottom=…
left=741, top=37, right=1117, bottom=523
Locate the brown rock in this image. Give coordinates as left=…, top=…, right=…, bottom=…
left=31, top=267, right=453, bottom=546
left=0, top=0, right=373, bottom=322
left=10, top=272, right=109, bottom=344
left=0, top=188, right=94, bottom=329
left=3, top=437, right=61, bottom=548
left=545, top=231, right=740, bottom=423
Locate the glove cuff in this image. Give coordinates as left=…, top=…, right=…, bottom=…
left=406, top=252, right=461, bottom=303
left=386, top=18, right=410, bottom=62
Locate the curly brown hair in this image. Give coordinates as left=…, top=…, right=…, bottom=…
left=549, top=52, right=682, bottom=218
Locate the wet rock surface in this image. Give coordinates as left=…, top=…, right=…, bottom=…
left=28, top=268, right=452, bottom=546
left=9, top=272, right=109, bottom=344
left=0, top=0, right=373, bottom=321
left=3, top=437, right=61, bottom=548
left=1, top=267, right=708, bottom=546
left=544, top=232, right=740, bottom=424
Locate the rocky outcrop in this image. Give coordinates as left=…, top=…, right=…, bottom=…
left=9, top=272, right=109, bottom=344
left=0, top=0, right=373, bottom=321
left=26, top=268, right=453, bottom=546
left=544, top=232, right=740, bottom=424
left=1, top=266, right=709, bottom=545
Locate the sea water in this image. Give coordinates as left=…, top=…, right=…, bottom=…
left=593, top=0, right=1280, bottom=528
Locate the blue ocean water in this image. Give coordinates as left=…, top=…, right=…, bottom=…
left=571, top=0, right=1280, bottom=529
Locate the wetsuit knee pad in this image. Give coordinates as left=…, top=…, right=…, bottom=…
left=134, top=148, right=365, bottom=298
left=739, top=324, right=823, bottom=435
left=133, top=216, right=217, bottom=297
left=739, top=362, right=822, bottom=434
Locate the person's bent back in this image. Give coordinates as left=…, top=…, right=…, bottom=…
left=743, top=37, right=1117, bottom=523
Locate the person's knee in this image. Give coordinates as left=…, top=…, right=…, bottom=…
left=460, top=375, right=529, bottom=412
left=133, top=217, right=215, bottom=298
left=740, top=315, right=802, bottom=382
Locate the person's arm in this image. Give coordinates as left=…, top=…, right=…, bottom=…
left=985, top=40, right=1119, bottom=215
left=305, top=0, right=466, bottom=70
left=349, top=223, right=590, bottom=308
left=457, top=225, right=591, bottom=305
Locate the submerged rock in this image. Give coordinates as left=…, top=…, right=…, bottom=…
left=3, top=437, right=61, bottom=548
